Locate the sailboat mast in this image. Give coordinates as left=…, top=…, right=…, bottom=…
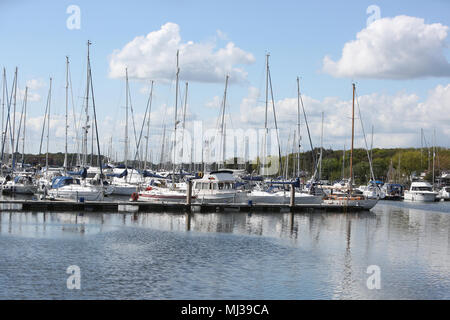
left=181, top=81, right=188, bottom=168
left=173, top=50, right=180, bottom=178
left=144, top=80, right=154, bottom=170
left=1, top=68, right=5, bottom=174
left=296, top=77, right=301, bottom=178
left=12, top=67, right=17, bottom=166
left=262, top=53, right=269, bottom=176
left=349, top=83, right=355, bottom=194
left=64, top=56, right=69, bottom=173
left=83, top=41, right=91, bottom=167
left=319, top=111, right=324, bottom=181
left=46, top=77, right=52, bottom=176
left=432, top=129, right=436, bottom=190
left=21, top=87, right=27, bottom=166
left=342, top=144, right=346, bottom=180
left=124, top=68, right=129, bottom=168
left=220, top=75, right=229, bottom=168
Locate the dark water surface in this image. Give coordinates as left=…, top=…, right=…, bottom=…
left=1, top=200, right=449, bottom=299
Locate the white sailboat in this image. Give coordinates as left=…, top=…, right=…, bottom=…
left=323, top=83, right=378, bottom=210
left=46, top=43, right=104, bottom=201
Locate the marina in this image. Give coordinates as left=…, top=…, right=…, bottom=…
left=1, top=1, right=450, bottom=303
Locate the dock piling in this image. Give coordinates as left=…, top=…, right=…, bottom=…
left=289, top=184, right=295, bottom=211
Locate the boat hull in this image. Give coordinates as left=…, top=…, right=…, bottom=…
left=403, top=192, right=437, bottom=202
left=47, top=187, right=104, bottom=201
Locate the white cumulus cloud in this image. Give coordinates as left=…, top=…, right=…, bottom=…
left=323, top=15, right=450, bottom=79
left=108, top=22, right=255, bottom=83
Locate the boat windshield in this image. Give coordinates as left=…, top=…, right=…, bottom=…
left=412, top=187, right=432, bottom=191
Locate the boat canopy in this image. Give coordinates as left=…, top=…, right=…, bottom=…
left=13, top=175, right=33, bottom=183
left=67, top=167, right=87, bottom=179
left=51, top=176, right=80, bottom=189
left=106, top=169, right=128, bottom=178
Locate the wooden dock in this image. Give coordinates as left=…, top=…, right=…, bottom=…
left=0, top=199, right=373, bottom=213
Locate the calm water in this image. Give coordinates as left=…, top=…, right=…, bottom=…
left=1, top=200, right=450, bottom=299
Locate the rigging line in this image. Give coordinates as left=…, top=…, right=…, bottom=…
left=355, top=89, right=376, bottom=185
left=131, top=82, right=152, bottom=168
left=297, top=78, right=316, bottom=175
left=14, top=88, right=26, bottom=156
left=127, top=82, right=142, bottom=163
left=0, top=74, right=10, bottom=164
left=88, top=56, right=103, bottom=177
left=268, top=67, right=282, bottom=175
left=38, top=81, right=51, bottom=157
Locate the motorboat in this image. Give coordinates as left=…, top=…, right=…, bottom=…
left=192, top=170, right=245, bottom=204
left=403, top=181, right=437, bottom=202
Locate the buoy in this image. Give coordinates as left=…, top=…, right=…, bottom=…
left=131, top=192, right=139, bottom=201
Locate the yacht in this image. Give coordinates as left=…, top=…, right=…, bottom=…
left=247, top=183, right=322, bottom=205
left=192, top=170, right=245, bottom=204
left=2, top=175, right=37, bottom=195
left=47, top=176, right=104, bottom=201
left=403, top=181, right=437, bottom=202
left=322, top=194, right=379, bottom=210
left=134, top=185, right=190, bottom=203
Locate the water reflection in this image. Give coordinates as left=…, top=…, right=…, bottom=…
left=0, top=201, right=449, bottom=299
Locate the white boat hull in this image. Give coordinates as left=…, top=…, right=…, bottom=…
left=106, top=184, right=137, bottom=196
left=47, top=186, right=104, bottom=201
left=403, top=192, right=437, bottom=202
left=323, top=198, right=379, bottom=210
left=2, top=183, right=37, bottom=195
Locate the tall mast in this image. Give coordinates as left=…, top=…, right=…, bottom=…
left=46, top=77, right=52, bottom=176
left=370, top=125, right=374, bottom=163
left=12, top=67, right=17, bottom=167
left=64, top=56, right=69, bottom=173
left=1, top=68, right=5, bottom=174
left=296, top=77, right=301, bottom=178
left=172, top=50, right=180, bottom=179
left=432, top=129, right=436, bottom=190
left=319, top=111, right=324, bottom=181
left=220, top=75, right=229, bottom=168
left=144, top=80, right=154, bottom=170
left=342, top=144, right=346, bottom=180
left=262, top=53, right=269, bottom=176
left=349, top=83, right=355, bottom=194
left=83, top=40, right=91, bottom=167
left=181, top=81, right=188, bottom=168
left=21, top=87, right=28, bottom=166
left=124, top=67, right=129, bottom=168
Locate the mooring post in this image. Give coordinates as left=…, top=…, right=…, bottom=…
left=186, top=179, right=192, bottom=211
left=290, top=183, right=295, bottom=211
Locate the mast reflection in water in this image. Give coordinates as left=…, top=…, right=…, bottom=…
left=0, top=201, right=450, bottom=299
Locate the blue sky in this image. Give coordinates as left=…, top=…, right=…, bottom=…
left=1, top=0, right=449, bottom=159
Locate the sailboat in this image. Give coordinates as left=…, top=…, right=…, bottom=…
left=106, top=68, right=142, bottom=196
left=136, top=50, right=188, bottom=203
left=2, top=84, right=38, bottom=195
left=47, top=43, right=104, bottom=201
left=246, top=56, right=322, bottom=205
left=323, top=83, right=378, bottom=210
